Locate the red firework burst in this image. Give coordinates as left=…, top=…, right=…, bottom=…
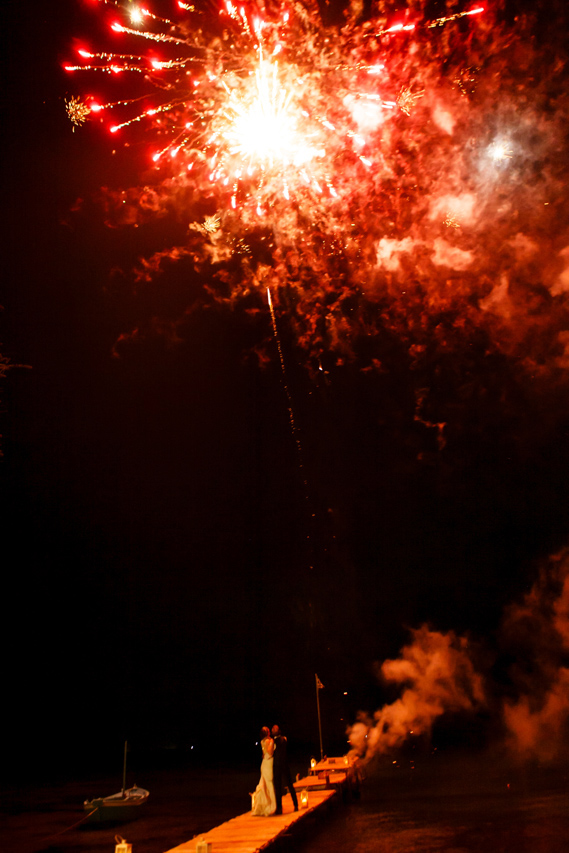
left=64, top=1, right=569, bottom=378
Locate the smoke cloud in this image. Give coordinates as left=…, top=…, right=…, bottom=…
left=501, top=549, right=569, bottom=762
left=350, top=625, right=485, bottom=757
left=351, top=551, right=569, bottom=763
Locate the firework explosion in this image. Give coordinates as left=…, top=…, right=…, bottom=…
left=66, top=1, right=483, bottom=211
left=64, top=0, right=569, bottom=424
left=63, top=0, right=566, bottom=362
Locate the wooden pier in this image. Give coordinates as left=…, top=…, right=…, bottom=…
left=164, top=756, right=360, bottom=853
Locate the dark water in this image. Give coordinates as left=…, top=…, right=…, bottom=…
left=2, top=753, right=568, bottom=853
left=295, top=752, right=569, bottom=853
left=0, top=764, right=253, bottom=853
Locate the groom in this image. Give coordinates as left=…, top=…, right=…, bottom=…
left=271, top=725, right=299, bottom=814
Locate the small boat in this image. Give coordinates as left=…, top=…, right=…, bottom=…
left=83, top=741, right=149, bottom=823
left=84, top=785, right=149, bottom=823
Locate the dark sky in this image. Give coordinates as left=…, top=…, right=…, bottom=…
left=3, top=0, right=569, bottom=778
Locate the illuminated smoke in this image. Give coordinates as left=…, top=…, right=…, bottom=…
left=501, top=550, right=569, bottom=762
left=349, top=625, right=485, bottom=757
left=350, top=552, right=569, bottom=763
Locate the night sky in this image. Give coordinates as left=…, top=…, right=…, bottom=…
left=3, top=0, right=569, bottom=780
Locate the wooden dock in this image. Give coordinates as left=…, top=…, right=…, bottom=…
left=164, top=790, right=336, bottom=853
left=164, top=756, right=360, bottom=853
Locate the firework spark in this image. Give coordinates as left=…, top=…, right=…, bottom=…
left=66, top=94, right=92, bottom=127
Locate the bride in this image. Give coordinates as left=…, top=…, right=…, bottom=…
left=251, top=727, right=276, bottom=816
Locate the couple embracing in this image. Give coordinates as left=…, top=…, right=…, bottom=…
left=251, top=725, right=299, bottom=816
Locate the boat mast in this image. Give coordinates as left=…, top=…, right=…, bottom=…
left=122, top=741, right=127, bottom=798
left=315, top=674, right=324, bottom=761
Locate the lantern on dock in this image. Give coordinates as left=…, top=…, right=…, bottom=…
left=300, top=791, right=309, bottom=809
left=343, top=756, right=349, bottom=766
left=115, top=836, right=132, bottom=853
left=310, top=758, right=317, bottom=770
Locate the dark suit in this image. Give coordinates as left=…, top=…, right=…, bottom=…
left=273, top=733, right=298, bottom=813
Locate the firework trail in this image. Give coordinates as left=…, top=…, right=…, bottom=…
left=267, top=285, right=304, bottom=464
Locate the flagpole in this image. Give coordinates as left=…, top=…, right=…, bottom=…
left=315, top=674, right=324, bottom=761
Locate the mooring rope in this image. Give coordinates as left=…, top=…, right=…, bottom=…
left=37, top=807, right=98, bottom=843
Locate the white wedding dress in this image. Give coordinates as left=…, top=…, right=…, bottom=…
left=251, top=738, right=276, bottom=816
